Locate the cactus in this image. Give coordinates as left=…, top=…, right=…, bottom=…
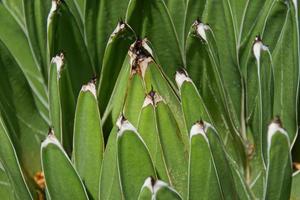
left=0, top=0, right=299, bottom=199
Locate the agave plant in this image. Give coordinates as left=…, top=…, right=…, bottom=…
left=0, top=0, right=300, bottom=199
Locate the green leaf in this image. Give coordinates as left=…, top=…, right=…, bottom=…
left=41, top=131, right=88, bottom=200
left=291, top=171, right=300, bottom=199
left=117, top=118, right=156, bottom=200
left=176, top=70, right=212, bottom=134
left=99, top=127, right=123, bottom=200
left=0, top=3, right=48, bottom=118
left=265, top=120, right=292, bottom=200
left=0, top=164, right=14, bottom=200
left=126, top=0, right=184, bottom=80
left=23, top=0, right=51, bottom=80
left=73, top=81, right=104, bottom=200
left=48, top=55, right=63, bottom=143
left=155, top=99, right=188, bottom=198
left=0, top=115, right=32, bottom=200
left=272, top=1, right=299, bottom=141
left=138, top=177, right=182, bottom=200
left=47, top=1, right=94, bottom=95
left=138, top=94, right=169, bottom=182
left=97, top=22, right=136, bottom=114
left=0, top=40, right=48, bottom=194
left=188, top=123, right=222, bottom=200
left=96, top=0, right=130, bottom=72
left=185, top=29, right=245, bottom=167
left=205, top=124, right=238, bottom=199
left=163, top=0, right=186, bottom=47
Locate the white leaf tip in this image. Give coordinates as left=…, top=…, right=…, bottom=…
left=81, top=81, right=97, bottom=98
left=175, top=69, right=192, bottom=89
left=116, top=115, right=137, bottom=136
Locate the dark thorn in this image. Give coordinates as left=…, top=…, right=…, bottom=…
left=150, top=176, right=156, bottom=186
left=48, top=127, right=54, bottom=136
left=176, top=68, right=187, bottom=76
left=272, top=116, right=282, bottom=127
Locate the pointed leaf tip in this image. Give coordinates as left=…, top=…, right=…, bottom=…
left=51, top=52, right=64, bottom=76
left=193, top=20, right=210, bottom=42
left=129, top=39, right=153, bottom=78
left=116, top=115, right=137, bottom=136
left=142, top=90, right=163, bottom=108
left=190, top=120, right=210, bottom=139
left=267, top=117, right=289, bottom=145
left=41, top=129, right=62, bottom=149
left=81, top=81, right=97, bottom=98
left=253, top=36, right=268, bottom=61
left=175, top=69, right=192, bottom=89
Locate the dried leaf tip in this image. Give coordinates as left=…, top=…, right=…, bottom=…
left=193, top=19, right=210, bottom=42
left=110, top=21, right=126, bottom=42
left=47, top=0, right=61, bottom=28
left=129, top=39, right=153, bottom=78
left=267, top=116, right=288, bottom=145
left=116, top=114, right=137, bottom=136
left=253, top=35, right=268, bottom=61
left=175, top=68, right=192, bottom=89
left=142, top=177, right=168, bottom=194
left=51, top=52, right=64, bottom=75
left=142, top=90, right=163, bottom=108
left=81, top=79, right=97, bottom=98
left=41, top=128, right=61, bottom=148
left=190, top=120, right=209, bottom=139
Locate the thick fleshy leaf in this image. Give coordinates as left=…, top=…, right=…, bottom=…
left=177, top=70, right=212, bottom=133
left=99, top=127, right=123, bottom=200
left=48, top=55, right=63, bottom=143
left=291, top=171, right=300, bottom=199
left=47, top=1, right=94, bottom=95
left=138, top=94, right=169, bottom=182
left=96, top=0, right=130, bottom=72
left=98, top=22, right=136, bottom=114
left=188, top=123, right=222, bottom=200
left=265, top=121, right=292, bottom=200
left=41, top=132, right=88, bottom=200
left=0, top=164, right=14, bottom=200
left=126, top=0, right=184, bottom=80
left=0, top=115, right=32, bottom=200
left=155, top=100, right=188, bottom=198
left=73, top=82, right=104, bottom=200
left=138, top=177, right=182, bottom=200
left=272, top=1, right=299, bottom=142
left=117, top=118, right=156, bottom=200
left=163, top=0, right=186, bottom=46
left=185, top=30, right=245, bottom=166
left=205, top=124, right=238, bottom=199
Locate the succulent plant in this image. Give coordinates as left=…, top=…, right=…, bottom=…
left=0, top=0, right=299, bottom=199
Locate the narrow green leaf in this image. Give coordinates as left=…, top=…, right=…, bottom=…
left=48, top=55, right=63, bottom=143
left=23, top=0, right=51, bottom=80
left=126, top=0, right=184, bottom=80
left=0, top=164, right=14, bottom=200
left=73, top=81, right=104, bottom=200
left=41, top=131, right=88, bottom=200
left=0, top=3, right=48, bottom=118
left=97, top=22, right=136, bottom=114
left=0, top=40, right=48, bottom=191
left=138, top=178, right=153, bottom=200
left=265, top=119, right=292, bottom=200
left=117, top=117, right=156, bottom=200
left=0, top=115, right=32, bottom=200
left=188, top=122, right=222, bottom=200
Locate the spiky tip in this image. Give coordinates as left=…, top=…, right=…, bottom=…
left=175, top=68, right=192, bottom=89
left=81, top=79, right=97, bottom=98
